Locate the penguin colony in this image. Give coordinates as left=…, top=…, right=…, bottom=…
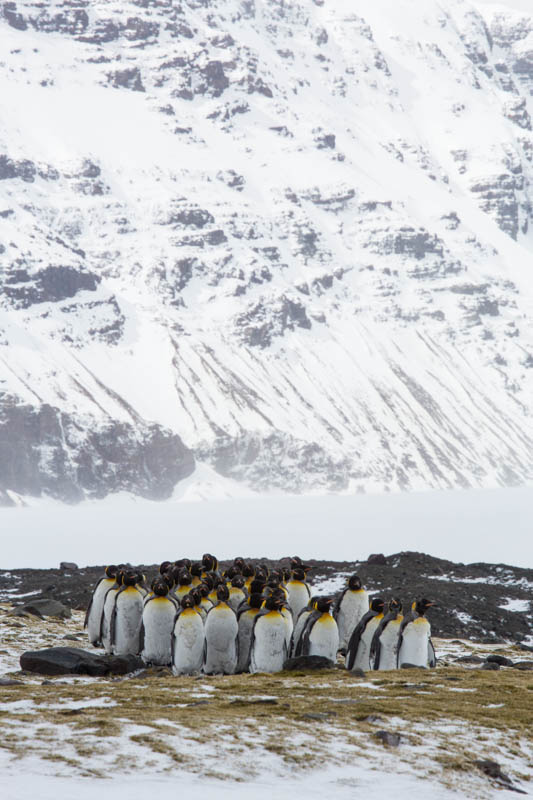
left=85, top=555, right=436, bottom=675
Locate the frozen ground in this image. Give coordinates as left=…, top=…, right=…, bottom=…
left=1, top=485, right=532, bottom=569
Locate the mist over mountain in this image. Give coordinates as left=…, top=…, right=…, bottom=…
left=1, top=0, right=533, bottom=504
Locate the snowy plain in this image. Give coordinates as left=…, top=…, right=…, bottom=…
left=1, top=483, right=532, bottom=569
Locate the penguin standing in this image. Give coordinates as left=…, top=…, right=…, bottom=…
left=140, top=579, right=178, bottom=665
left=172, top=594, right=205, bottom=675
left=299, top=597, right=339, bottom=661
left=285, top=568, right=311, bottom=623
left=203, top=584, right=238, bottom=675
left=370, top=598, right=403, bottom=671
left=228, top=575, right=247, bottom=612
left=101, top=570, right=124, bottom=654
left=249, top=596, right=288, bottom=673
left=111, top=571, right=144, bottom=655
left=291, top=596, right=318, bottom=657
left=84, top=565, right=118, bottom=647
left=345, top=597, right=385, bottom=672
left=236, top=593, right=263, bottom=672
left=397, top=599, right=436, bottom=668
left=334, top=574, right=369, bottom=653
left=174, top=568, right=193, bottom=602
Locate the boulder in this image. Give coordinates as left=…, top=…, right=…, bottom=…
left=283, top=655, right=335, bottom=671
left=367, top=553, right=387, bottom=565
left=60, top=562, right=78, bottom=571
left=13, top=599, right=71, bottom=619
left=374, top=730, right=402, bottom=747
left=511, top=661, right=533, bottom=671
left=481, top=661, right=500, bottom=671
left=486, top=654, right=513, bottom=666
left=20, top=647, right=143, bottom=676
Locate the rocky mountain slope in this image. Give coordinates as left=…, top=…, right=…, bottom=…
left=2, top=0, right=533, bottom=503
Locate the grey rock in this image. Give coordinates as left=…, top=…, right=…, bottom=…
left=59, top=563, right=78, bottom=572
left=107, top=68, right=145, bottom=92
left=511, top=661, right=533, bottom=671
left=283, top=655, right=335, bottom=671
left=14, top=599, right=71, bottom=619
left=374, top=730, right=402, bottom=747
left=454, top=655, right=484, bottom=664
left=2, top=266, right=100, bottom=309
left=481, top=661, right=500, bottom=671
left=400, top=663, right=428, bottom=670
left=301, top=711, right=337, bottom=720
left=0, top=677, right=23, bottom=686
left=230, top=698, right=279, bottom=705
left=486, top=654, right=513, bottom=666
left=474, top=759, right=526, bottom=793
left=367, top=553, right=387, bottom=565
left=20, top=647, right=144, bottom=676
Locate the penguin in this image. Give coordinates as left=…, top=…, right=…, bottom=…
left=190, top=562, right=203, bottom=587
left=242, top=562, right=255, bottom=592
left=84, top=565, right=118, bottom=647
left=228, top=575, right=247, bottom=612
left=249, top=595, right=288, bottom=674
left=174, top=568, right=193, bottom=601
left=271, top=587, right=294, bottom=652
left=236, top=592, right=263, bottom=672
left=345, top=597, right=385, bottom=672
left=196, top=582, right=214, bottom=619
left=140, top=578, right=178, bottom=665
left=370, top=598, right=403, bottom=671
left=203, top=584, right=238, bottom=675
left=101, top=570, right=125, bottom=654
left=202, top=553, right=219, bottom=576
left=298, top=596, right=339, bottom=661
left=111, top=571, right=145, bottom=655
left=189, top=587, right=208, bottom=622
left=397, top=599, right=436, bottom=668
left=291, top=596, right=319, bottom=657
left=334, top=574, right=369, bottom=653
left=285, top=568, right=311, bottom=622
left=172, top=594, right=205, bottom=675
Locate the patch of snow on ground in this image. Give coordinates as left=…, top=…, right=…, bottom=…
left=499, top=598, right=530, bottom=613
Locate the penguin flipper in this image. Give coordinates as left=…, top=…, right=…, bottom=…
left=333, top=588, right=347, bottom=619
left=139, top=620, right=145, bottom=655
left=299, top=611, right=319, bottom=657
left=84, top=596, right=93, bottom=630
left=428, top=638, right=437, bottom=668
left=345, top=611, right=372, bottom=671
left=370, top=632, right=381, bottom=671
left=110, top=600, right=118, bottom=647
left=396, top=616, right=410, bottom=668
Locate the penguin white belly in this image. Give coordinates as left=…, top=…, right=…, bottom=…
left=308, top=614, right=339, bottom=661
left=141, top=598, right=176, bottom=665
left=375, top=620, right=402, bottom=670
left=281, top=607, right=294, bottom=651
left=228, top=589, right=246, bottom=612
left=287, top=582, right=311, bottom=622
left=250, top=612, right=287, bottom=673
left=204, top=604, right=238, bottom=674
left=101, top=588, right=119, bottom=654
left=291, top=609, right=311, bottom=656
left=354, top=616, right=382, bottom=671
left=172, top=609, right=205, bottom=675
left=113, top=589, right=144, bottom=655
left=86, top=578, right=114, bottom=646
left=337, top=591, right=369, bottom=650
left=398, top=619, right=432, bottom=667
left=237, top=610, right=258, bottom=672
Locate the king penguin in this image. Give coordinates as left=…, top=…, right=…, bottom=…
left=172, top=594, right=205, bottom=675
left=299, top=596, right=339, bottom=661
left=286, top=567, right=311, bottom=623
left=249, top=595, right=288, bottom=673
left=140, top=578, right=178, bottom=665
left=334, top=574, right=369, bottom=653
left=111, top=571, right=145, bottom=656
left=101, top=569, right=125, bottom=654
left=370, top=598, right=403, bottom=670
left=228, top=575, right=247, bottom=612
left=291, top=596, right=319, bottom=657
left=236, top=592, right=263, bottom=672
left=203, top=584, right=238, bottom=675
left=345, top=597, right=385, bottom=672
left=84, top=565, right=118, bottom=647
left=397, top=599, right=436, bottom=668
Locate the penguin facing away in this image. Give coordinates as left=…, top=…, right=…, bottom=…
left=299, top=596, right=339, bottom=661
left=140, top=578, right=178, bottom=666
left=345, top=597, right=385, bottom=672
left=291, top=596, right=319, bottom=657
left=172, top=594, right=205, bottom=675
left=397, top=599, right=436, bottom=668
left=370, top=598, right=403, bottom=671
left=85, top=565, right=118, bottom=647
left=334, top=574, right=369, bottom=653
left=203, top=584, right=238, bottom=675
left=111, top=571, right=145, bottom=655
left=249, top=595, right=288, bottom=674
left=236, top=592, right=264, bottom=673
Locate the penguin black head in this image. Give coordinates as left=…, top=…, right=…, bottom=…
left=242, top=562, right=255, bottom=579
left=206, top=571, right=223, bottom=588
left=233, top=557, right=245, bottom=571
left=163, top=570, right=175, bottom=589
left=370, top=597, right=385, bottom=613
left=191, top=562, right=203, bottom=578
left=198, top=583, right=211, bottom=599
left=290, top=556, right=303, bottom=569
left=116, top=570, right=126, bottom=586
left=202, top=574, right=215, bottom=590
left=316, top=596, right=334, bottom=614
left=414, top=598, right=434, bottom=616
left=388, top=597, right=402, bottom=613
left=181, top=593, right=195, bottom=610
left=225, top=565, right=241, bottom=580
left=178, top=568, right=192, bottom=587
left=202, top=553, right=218, bottom=572
left=175, top=558, right=191, bottom=570
left=231, top=575, right=245, bottom=589
left=153, top=579, right=169, bottom=597
left=216, top=584, right=230, bottom=603
left=159, top=561, right=172, bottom=575
left=134, top=571, right=145, bottom=586
left=122, top=571, right=137, bottom=587
left=248, top=592, right=263, bottom=610
left=190, top=587, right=202, bottom=605
left=348, top=574, right=362, bottom=591
left=105, top=565, right=118, bottom=579
left=264, top=595, right=281, bottom=612
left=267, top=576, right=281, bottom=591
left=282, top=568, right=291, bottom=582
left=249, top=578, right=266, bottom=595
left=291, top=568, right=306, bottom=582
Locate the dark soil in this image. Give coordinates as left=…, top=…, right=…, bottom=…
left=1, top=551, right=531, bottom=643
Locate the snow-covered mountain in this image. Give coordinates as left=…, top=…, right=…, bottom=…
left=1, top=0, right=533, bottom=504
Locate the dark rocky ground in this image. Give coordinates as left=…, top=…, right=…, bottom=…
left=1, top=551, right=532, bottom=644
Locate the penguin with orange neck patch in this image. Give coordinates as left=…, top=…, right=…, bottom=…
left=172, top=593, right=205, bottom=675
left=249, top=595, right=288, bottom=673
left=370, top=597, right=403, bottom=671
left=334, top=574, right=369, bottom=653
left=203, top=584, right=238, bottom=675
left=345, top=597, right=385, bottom=672
left=397, top=599, right=436, bottom=668
left=85, top=564, right=118, bottom=647
left=140, top=578, right=178, bottom=665
left=110, top=571, right=144, bottom=655
left=299, top=596, right=339, bottom=661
